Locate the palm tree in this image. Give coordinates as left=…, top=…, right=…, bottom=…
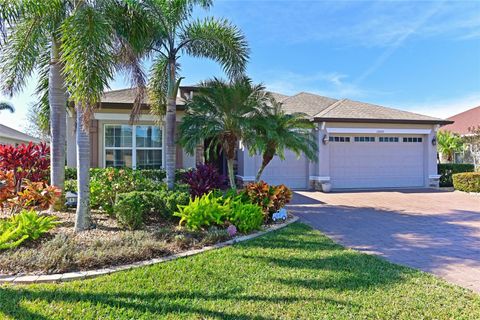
left=437, top=130, right=465, bottom=163
left=247, top=99, right=318, bottom=182
left=0, top=102, right=14, bottom=113
left=0, top=1, right=69, bottom=206
left=140, top=0, right=249, bottom=189
left=179, top=77, right=269, bottom=188
left=60, top=0, right=148, bottom=231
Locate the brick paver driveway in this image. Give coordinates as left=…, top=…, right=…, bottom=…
left=289, top=190, right=480, bottom=293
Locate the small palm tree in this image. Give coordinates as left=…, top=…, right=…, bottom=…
left=140, top=0, right=249, bottom=189
left=179, top=77, right=269, bottom=188
left=247, top=100, right=318, bottom=182
left=437, top=130, right=465, bottom=163
left=0, top=102, right=14, bottom=113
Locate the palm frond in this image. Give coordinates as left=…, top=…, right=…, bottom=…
left=0, top=102, right=14, bottom=113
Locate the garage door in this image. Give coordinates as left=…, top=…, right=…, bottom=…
left=330, top=135, right=425, bottom=189
left=258, top=150, right=309, bottom=189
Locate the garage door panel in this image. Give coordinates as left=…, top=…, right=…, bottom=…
left=259, top=150, right=308, bottom=189
left=330, top=137, right=425, bottom=189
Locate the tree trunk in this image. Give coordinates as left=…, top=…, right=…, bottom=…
left=227, top=158, right=235, bottom=189
left=49, top=39, right=67, bottom=210
left=75, top=105, right=91, bottom=232
left=165, top=59, right=177, bottom=190
left=255, top=152, right=274, bottom=182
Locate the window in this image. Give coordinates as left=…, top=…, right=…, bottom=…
left=403, top=137, right=423, bottom=143
left=104, top=124, right=162, bottom=169
left=329, top=136, right=350, bottom=142
left=379, top=137, right=399, bottom=142
left=354, top=136, right=375, bottom=142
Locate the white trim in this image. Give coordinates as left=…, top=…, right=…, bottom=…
left=95, top=113, right=157, bottom=121
left=429, top=175, right=442, bottom=179
left=326, top=128, right=432, bottom=134
left=236, top=175, right=256, bottom=182
left=309, top=176, right=330, bottom=182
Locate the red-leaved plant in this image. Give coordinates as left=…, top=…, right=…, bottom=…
left=182, top=164, right=228, bottom=197
left=0, top=142, right=50, bottom=191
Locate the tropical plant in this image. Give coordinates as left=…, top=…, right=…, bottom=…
left=174, top=192, right=230, bottom=230
left=182, top=164, right=228, bottom=197
left=0, top=101, right=14, bottom=113
left=179, top=77, right=269, bottom=188
left=242, top=181, right=292, bottom=220
left=248, top=99, right=318, bottom=181
left=437, top=130, right=465, bottom=163
left=140, top=0, right=249, bottom=190
left=227, top=200, right=263, bottom=233
left=0, top=209, right=58, bottom=250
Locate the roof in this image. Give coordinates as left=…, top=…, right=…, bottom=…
left=100, top=87, right=451, bottom=125
left=0, top=124, right=41, bottom=144
left=440, top=106, right=480, bottom=135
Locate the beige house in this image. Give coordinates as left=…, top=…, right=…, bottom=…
left=0, top=123, right=41, bottom=146
left=66, top=87, right=452, bottom=191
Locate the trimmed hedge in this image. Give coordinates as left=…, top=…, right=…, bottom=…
left=65, top=167, right=188, bottom=182
left=452, top=172, right=480, bottom=193
left=438, top=163, right=475, bottom=187
left=114, top=190, right=190, bottom=229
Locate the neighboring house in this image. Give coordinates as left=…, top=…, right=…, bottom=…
left=0, top=123, right=41, bottom=146
left=66, top=87, right=452, bottom=191
left=439, top=106, right=480, bottom=164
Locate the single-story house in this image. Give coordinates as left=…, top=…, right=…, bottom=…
left=0, top=123, right=41, bottom=146
left=439, top=106, right=479, bottom=165
left=66, top=87, right=453, bottom=191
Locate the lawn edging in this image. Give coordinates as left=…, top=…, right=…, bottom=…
left=0, top=216, right=299, bottom=284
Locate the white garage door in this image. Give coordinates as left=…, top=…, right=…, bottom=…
left=258, top=150, right=309, bottom=189
left=330, top=135, right=425, bottom=189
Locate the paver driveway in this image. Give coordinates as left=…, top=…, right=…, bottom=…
left=289, top=190, right=480, bottom=293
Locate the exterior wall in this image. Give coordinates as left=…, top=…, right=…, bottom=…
left=0, top=137, right=30, bottom=145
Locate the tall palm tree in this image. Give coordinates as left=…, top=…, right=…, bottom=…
left=140, top=0, right=249, bottom=189
left=247, top=100, right=318, bottom=182
left=437, top=130, right=465, bottom=163
left=60, top=0, right=149, bottom=231
left=179, top=77, right=269, bottom=187
left=0, top=102, right=14, bottom=113
left=0, top=1, right=69, bottom=207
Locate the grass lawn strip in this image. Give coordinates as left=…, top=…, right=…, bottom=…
left=1, top=222, right=479, bottom=319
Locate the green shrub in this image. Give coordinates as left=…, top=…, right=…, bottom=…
left=65, top=167, right=77, bottom=180
left=114, top=190, right=190, bottom=229
left=174, top=192, right=230, bottom=230
left=64, top=179, right=77, bottom=192
left=228, top=201, right=263, bottom=233
left=0, top=210, right=57, bottom=250
left=452, top=172, right=480, bottom=192
left=438, top=163, right=475, bottom=187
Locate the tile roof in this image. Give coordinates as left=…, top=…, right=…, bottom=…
left=280, top=92, right=338, bottom=117
left=440, top=106, right=480, bottom=135
left=0, top=124, right=41, bottom=143
left=101, top=88, right=186, bottom=105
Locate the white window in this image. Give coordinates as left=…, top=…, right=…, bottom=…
left=104, top=124, right=163, bottom=169
left=354, top=136, right=375, bottom=142
left=402, top=137, right=423, bottom=143
left=379, top=137, right=399, bottom=142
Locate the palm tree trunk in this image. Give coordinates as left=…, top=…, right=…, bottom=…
left=75, top=105, right=91, bottom=232
left=227, top=158, right=235, bottom=189
left=49, top=39, right=67, bottom=210
left=255, top=152, right=274, bottom=182
left=165, top=59, right=177, bottom=190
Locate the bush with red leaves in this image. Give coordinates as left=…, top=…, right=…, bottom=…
left=182, top=164, right=228, bottom=197
left=0, top=142, right=50, bottom=191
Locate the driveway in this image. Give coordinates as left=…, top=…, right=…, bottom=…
left=288, top=189, right=480, bottom=293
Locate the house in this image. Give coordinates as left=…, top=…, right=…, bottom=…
left=65, top=87, right=452, bottom=191
left=0, top=123, right=41, bottom=146
left=439, top=106, right=480, bottom=164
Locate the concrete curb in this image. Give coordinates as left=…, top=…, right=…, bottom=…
left=0, top=216, right=299, bottom=284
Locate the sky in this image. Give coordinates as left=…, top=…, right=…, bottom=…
left=1, top=0, right=479, bottom=133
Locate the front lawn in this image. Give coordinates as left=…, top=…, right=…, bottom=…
left=1, top=223, right=479, bottom=319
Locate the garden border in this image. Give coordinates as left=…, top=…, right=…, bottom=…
left=0, top=216, right=299, bottom=284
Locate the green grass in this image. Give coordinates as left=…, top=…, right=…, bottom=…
left=1, top=222, right=479, bottom=319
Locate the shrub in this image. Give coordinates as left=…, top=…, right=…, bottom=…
left=114, top=190, right=190, bottom=229
left=438, top=163, right=475, bottom=187
left=228, top=201, right=263, bottom=233
left=243, top=181, right=292, bottom=220
left=64, top=179, right=77, bottom=192
left=452, top=172, right=480, bottom=192
left=174, top=192, right=230, bottom=230
left=0, top=210, right=57, bottom=250
left=182, top=164, right=227, bottom=197
left=0, top=142, right=50, bottom=190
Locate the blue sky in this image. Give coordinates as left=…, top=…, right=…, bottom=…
left=1, top=0, right=479, bottom=132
